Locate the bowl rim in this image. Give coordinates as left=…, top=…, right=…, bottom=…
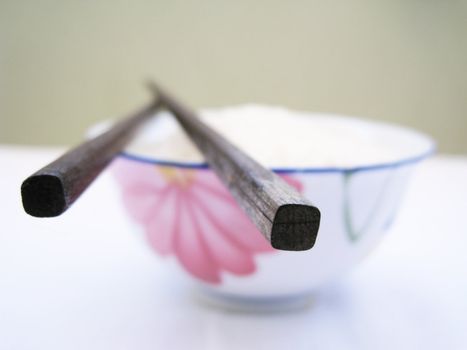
left=87, top=107, right=435, bottom=174
left=119, top=146, right=435, bottom=174
left=116, top=110, right=436, bottom=174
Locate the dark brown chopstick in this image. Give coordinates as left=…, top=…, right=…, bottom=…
left=150, top=83, right=321, bottom=251
left=21, top=99, right=160, bottom=217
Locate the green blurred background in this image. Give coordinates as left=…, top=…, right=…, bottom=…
left=1, top=0, right=466, bottom=153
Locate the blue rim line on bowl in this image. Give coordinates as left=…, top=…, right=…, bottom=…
left=119, top=143, right=435, bottom=175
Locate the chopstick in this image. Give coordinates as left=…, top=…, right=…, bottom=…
left=21, top=100, right=160, bottom=217
left=150, top=83, right=321, bottom=251
left=22, top=84, right=321, bottom=251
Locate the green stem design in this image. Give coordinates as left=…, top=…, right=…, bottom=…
left=343, top=171, right=393, bottom=242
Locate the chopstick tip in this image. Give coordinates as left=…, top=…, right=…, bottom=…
left=21, top=174, right=67, bottom=217
left=271, top=204, right=321, bottom=251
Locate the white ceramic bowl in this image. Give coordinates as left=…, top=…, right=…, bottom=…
left=105, top=106, right=434, bottom=308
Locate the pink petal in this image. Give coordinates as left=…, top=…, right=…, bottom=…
left=173, top=195, right=221, bottom=284
left=122, top=185, right=172, bottom=224
left=111, top=159, right=166, bottom=191
left=190, top=186, right=273, bottom=252
left=193, top=172, right=232, bottom=201
left=190, top=202, right=256, bottom=275
left=193, top=171, right=223, bottom=187
left=145, top=189, right=179, bottom=255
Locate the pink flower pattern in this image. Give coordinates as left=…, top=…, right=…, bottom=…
left=112, top=158, right=303, bottom=284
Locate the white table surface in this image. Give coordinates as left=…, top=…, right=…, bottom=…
left=0, top=145, right=466, bottom=350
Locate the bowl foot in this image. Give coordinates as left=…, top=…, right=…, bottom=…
left=194, top=288, right=315, bottom=313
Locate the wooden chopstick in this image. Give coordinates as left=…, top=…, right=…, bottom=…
left=150, top=83, right=321, bottom=251
left=22, top=84, right=321, bottom=251
left=21, top=100, right=160, bottom=217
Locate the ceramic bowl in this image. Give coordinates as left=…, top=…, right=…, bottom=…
left=105, top=106, right=434, bottom=307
